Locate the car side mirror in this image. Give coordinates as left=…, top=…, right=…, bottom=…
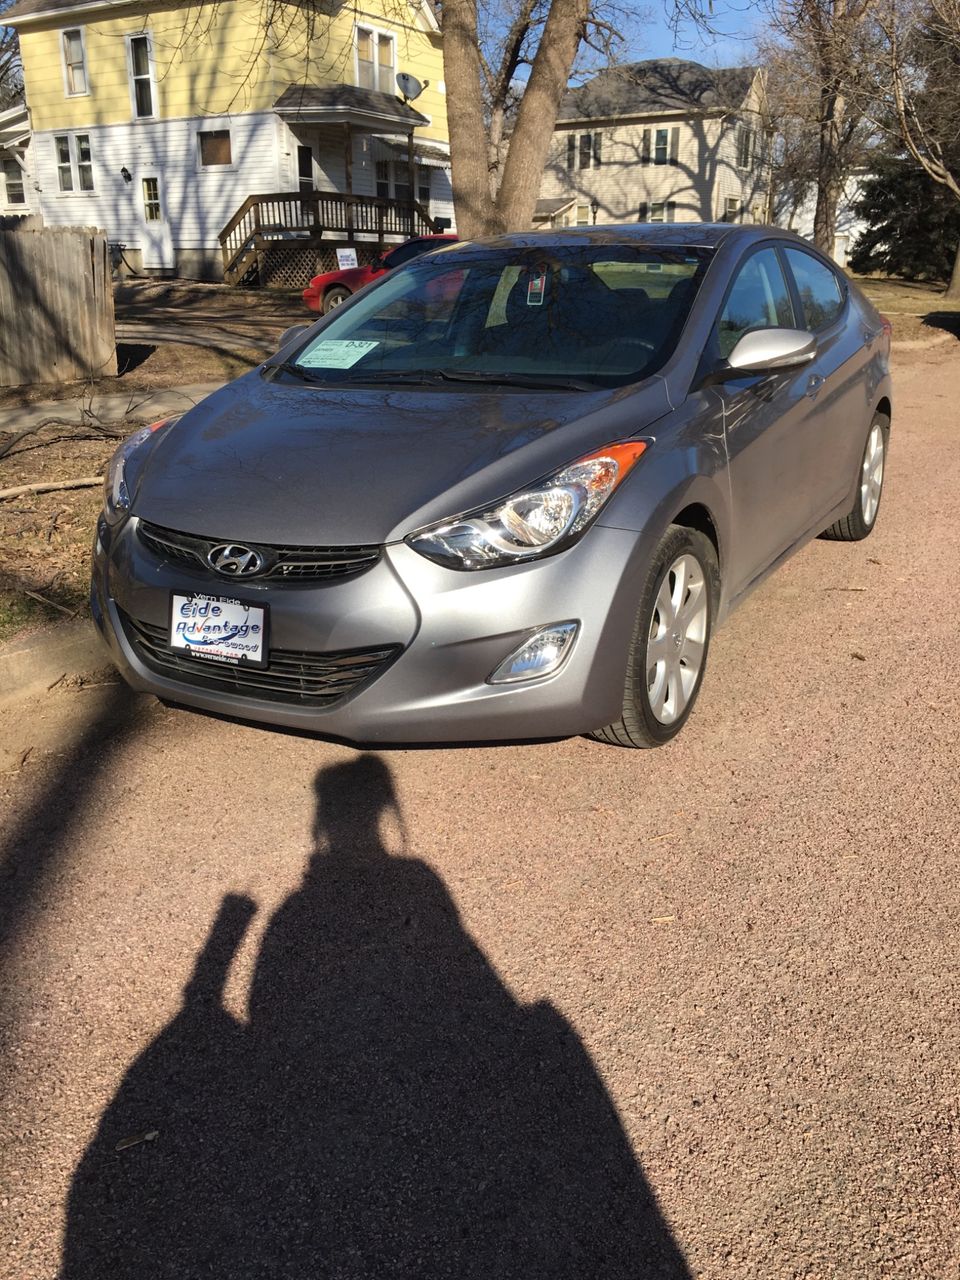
left=724, top=328, right=817, bottom=376
left=277, top=324, right=309, bottom=349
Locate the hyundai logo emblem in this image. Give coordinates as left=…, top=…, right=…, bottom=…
left=207, top=543, right=264, bottom=577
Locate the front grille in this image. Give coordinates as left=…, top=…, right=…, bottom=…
left=120, top=612, right=400, bottom=706
left=137, top=521, right=382, bottom=583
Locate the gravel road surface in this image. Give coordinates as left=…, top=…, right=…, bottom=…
left=1, top=345, right=958, bottom=1279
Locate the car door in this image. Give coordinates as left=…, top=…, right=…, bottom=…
left=708, top=244, right=823, bottom=598
left=779, top=245, right=872, bottom=521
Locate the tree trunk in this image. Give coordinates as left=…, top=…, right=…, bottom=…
left=813, top=82, right=845, bottom=257
left=441, top=0, right=587, bottom=236
left=494, top=0, right=589, bottom=233
left=946, top=239, right=960, bottom=301
left=440, top=0, right=496, bottom=237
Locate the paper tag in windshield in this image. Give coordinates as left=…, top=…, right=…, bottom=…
left=299, top=340, right=378, bottom=369
left=526, top=273, right=546, bottom=306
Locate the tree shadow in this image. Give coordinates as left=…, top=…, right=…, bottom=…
left=61, top=755, right=692, bottom=1279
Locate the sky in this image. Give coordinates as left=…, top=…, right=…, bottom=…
left=628, top=0, right=762, bottom=69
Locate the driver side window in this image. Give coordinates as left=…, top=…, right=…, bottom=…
left=717, top=248, right=796, bottom=359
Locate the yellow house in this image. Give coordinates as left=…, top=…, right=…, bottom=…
left=5, top=0, right=453, bottom=280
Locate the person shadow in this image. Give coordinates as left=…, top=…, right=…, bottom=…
left=61, top=755, right=692, bottom=1279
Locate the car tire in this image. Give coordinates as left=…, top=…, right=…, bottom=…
left=590, top=524, right=720, bottom=749
left=323, top=286, right=352, bottom=314
left=819, top=412, right=889, bottom=542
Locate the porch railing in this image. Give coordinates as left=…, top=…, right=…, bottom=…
left=219, top=190, right=440, bottom=285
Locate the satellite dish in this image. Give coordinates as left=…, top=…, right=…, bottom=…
left=396, top=72, right=426, bottom=103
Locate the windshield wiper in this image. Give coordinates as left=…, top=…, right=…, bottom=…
left=425, top=368, right=595, bottom=391
left=267, top=360, right=331, bottom=384
left=336, top=368, right=595, bottom=391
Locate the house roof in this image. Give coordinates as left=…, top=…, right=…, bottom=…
left=558, top=59, right=757, bottom=123
left=0, top=103, right=31, bottom=151
left=273, top=85, right=429, bottom=133
left=4, top=0, right=440, bottom=26
left=533, top=196, right=577, bottom=219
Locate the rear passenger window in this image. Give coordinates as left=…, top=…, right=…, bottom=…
left=717, top=248, right=795, bottom=359
left=783, top=248, right=844, bottom=331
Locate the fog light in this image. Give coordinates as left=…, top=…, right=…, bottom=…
left=487, top=622, right=579, bottom=685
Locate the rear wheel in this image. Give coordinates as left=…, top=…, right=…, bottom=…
left=820, top=412, right=888, bottom=541
left=323, top=286, right=351, bottom=314
left=590, top=524, right=719, bottom=749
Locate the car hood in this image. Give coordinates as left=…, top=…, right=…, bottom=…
left=132, top=370, right=672, bottom=545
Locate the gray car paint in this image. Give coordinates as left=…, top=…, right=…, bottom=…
left=92, top=224, right=892, bottom=743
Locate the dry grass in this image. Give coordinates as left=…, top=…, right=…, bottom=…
left=850, top=274, right=960, bottom=314
left=0, top=341, right=264, bottom=411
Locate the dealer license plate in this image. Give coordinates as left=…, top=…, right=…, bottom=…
left=169, top=593, right=268, bottom=668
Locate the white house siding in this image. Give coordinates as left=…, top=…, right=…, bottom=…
left=31, top=111, right=283, bottom=273
left=540, top=113, right=769, bottom=227
left=780, top=174, right=867, bottom=268
left=0, top=144, right=42, bottom=219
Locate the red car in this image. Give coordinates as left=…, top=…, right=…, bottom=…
left=302, top=234, right=458, bottom=314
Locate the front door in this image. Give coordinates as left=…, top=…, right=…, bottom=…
left=297, top=145, right=314, bottom=194
left=708, top=244, right=819, bottom=598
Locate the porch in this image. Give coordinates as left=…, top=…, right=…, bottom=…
left=219, top=84, right=447, bottom=287
left=219, top=189, right=441, bottom=287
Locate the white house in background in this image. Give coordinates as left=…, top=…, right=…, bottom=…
left=5, top=0, right=453, bottom=283
left=777, top=173, right=869, bottom=269
left=0, top=102, right=41, bottom=219
left=536, top=58, right=771, bottom=229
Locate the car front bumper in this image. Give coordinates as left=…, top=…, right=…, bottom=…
left=91, top=515, right=652, bottom=744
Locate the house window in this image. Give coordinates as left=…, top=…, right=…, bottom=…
left=736, top=126, right=753, bottom=169
left=642, top=126, right=679, bottom=166
left=579, top=133, right=591, bottom=169
left=376, top=158, right=431, bottom=206
left=142, top=176, right=162, bottom=221
left=638, top=201, right=675, bottom=223
left=356, top=27, right=395, bottom=94
left=576, top=203, right=589, bottom=225
left=198, top=130, right=232, bottom=167
left=724, top=196, right=740, bottom=222
left=566, top=135, right=575, bottom=171
left=1, top=158, right=25, bottom=205
left=62, top=28, right=87, bottom=96
left=129, top=35, right=155, bottom=118
left=54, top=134, right=94, bottom=192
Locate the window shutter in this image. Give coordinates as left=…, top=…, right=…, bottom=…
left=567, top=134, right=575, bottom=171
left=670, top=128, right=679, bottom=165
left=641, top=129, right=650, bottom=165
left=592, top=132, right=602, bottom=167
left=666, top=201, right=676, bottom=223
left=638, top=201, right=648, bottom=223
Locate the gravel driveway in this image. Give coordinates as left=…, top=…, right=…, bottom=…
left=1, top=344, right=958, bottom=1278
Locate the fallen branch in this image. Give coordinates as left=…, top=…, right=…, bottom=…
left=21, top=589, right=77, bottom=617
left=0, top=417, right=82, bottom=461
left=0, top=475, right=103, bottom=501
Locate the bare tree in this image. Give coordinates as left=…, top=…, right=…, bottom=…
left=876, top=0, right=960, bottom=294
left=441, top=0, right=598, bottom=235
left=1, top=0, right=22, bottom=109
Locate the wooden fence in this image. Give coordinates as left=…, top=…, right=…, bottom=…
left=0, top=227, right=116, bottom=387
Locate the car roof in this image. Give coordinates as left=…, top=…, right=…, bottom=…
left=432, top=223, right=808, bottom=255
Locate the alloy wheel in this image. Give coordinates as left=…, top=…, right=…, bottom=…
left=645, top=553, right=709, bottom=725
left=860, top=422, right=885, bottom=527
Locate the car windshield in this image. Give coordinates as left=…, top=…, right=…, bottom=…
left=284, top=244, right=712, bottom=390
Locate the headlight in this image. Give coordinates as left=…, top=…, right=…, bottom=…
left=102, top=417, right=179, bottom=525
left=406, top=440, right=648, bottom=570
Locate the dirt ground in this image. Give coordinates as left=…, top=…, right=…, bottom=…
left=1, top=340, right=959, bottom=1277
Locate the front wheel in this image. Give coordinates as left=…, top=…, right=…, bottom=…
left=590, top=524, right=720, bottom=749
left=323, top=286, right=352, bottom=314
left=820, top=413, right=889, bottom=541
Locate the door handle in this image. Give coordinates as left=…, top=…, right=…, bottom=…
left=805, top=373, right=825, bottom=399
